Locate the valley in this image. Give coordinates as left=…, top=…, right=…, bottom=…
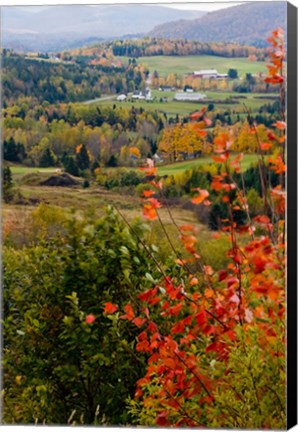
left=1, top=4, right=287, bottom=428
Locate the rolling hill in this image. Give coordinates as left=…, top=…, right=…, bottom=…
left=2, top=5, right=205, bottom=52
left=149, top=2, right=287, bottom=47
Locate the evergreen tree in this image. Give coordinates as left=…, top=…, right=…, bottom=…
left=76, top=144, right=90, bottom=170
left=228, top=68, right=238, bottom=79
left=63, top=156, right=79, bottom=177
left=3, top=166, right=13, bottom=202
left=107, top=155, right=118, bottom=167
left=4, top=137, right=17, bottom=162
left=39, top=148, right=56, bottom=167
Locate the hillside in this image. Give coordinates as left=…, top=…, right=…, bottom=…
left=2, top=5, right=205, bottom=52
left=149, top=2, right=287, bottom=47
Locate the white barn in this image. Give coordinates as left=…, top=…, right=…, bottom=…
left=174, top=92, right=207, bottom=101
left=117, top=94, right=127, bottom=101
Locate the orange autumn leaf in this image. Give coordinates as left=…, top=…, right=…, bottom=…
left=260, top=142, right=273, bottom=151
left=143, top=205, right=158, bottom=220
left=139, top=167, right=158, bottom=176
left=205, top=288, right=214, bottom=298
left=180, top=224, right=195, bottom=232
left=190, top=277, right=199, bottom=286
left=204, top=116, right=212, bottom=127
left=273, top=121, right=286, bottom=130
left=103, top=302, right=118, bottom=314
left=143, top=198, right=161, bottom=221
left=143, top=189, right=155, bottom=197
left=268, top=155, right=286, bottom=174
left=203, top=265, right=214, bottom=276
left=189, top=107, right=206, bottom=121
left=192, top=189, right=209, bottom=205
left=121, top=304, right=135, bottom=321
left=133, top=317, right=147, bottom=328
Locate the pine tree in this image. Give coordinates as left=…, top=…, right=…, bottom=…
left=3, top=166, right=13, bottom=202
left=64, top=156, right=79, bottom=177
left=39, top=148, right=56, bottom=167
left=76, top=144, right=90, bottom=170
left=4, top=137, right=17, bottom=162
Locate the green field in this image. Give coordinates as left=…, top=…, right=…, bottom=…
left=84, top=91, right=277, bottom=117
left=10, top=154, right=259, bottom=185
left=118, top=55, right=268, bottom=77
left=10, top=166, right=58, bottom=181
left=158, top=154, right=259, bottom=176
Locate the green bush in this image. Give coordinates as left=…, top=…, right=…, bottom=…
left=246, top=188, right=263, bottom=217
left=3, top=209, right=160, bottom=425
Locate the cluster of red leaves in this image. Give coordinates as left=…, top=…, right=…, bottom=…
left=265, top=28, right=285, bottom=85
left=143, top=196, right=161, bottom=221
left=96, top=29, right=286, bottom=427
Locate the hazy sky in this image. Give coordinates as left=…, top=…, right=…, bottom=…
left=160, top=2, right=243, bottom=11
left=1, top=0, right=285, bottom=13
left=0, top=0, right=245, bottom=10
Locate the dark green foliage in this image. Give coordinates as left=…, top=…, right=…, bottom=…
left=228, top=68, right=238, bottom=79
left=76, top=144, right=90, bottom=171
left=111, top=37, right=267, bottom=58
left=208, top=198, right=246, bottom=230
left=104, top=170, right=142, bottom=190
left=2, top=53, right=146, bottom=106
left=3, top=137, right=26, bottom=162
left=107, top=155, right=118, bottom=167
left=183, top=169, right=210, bottom=194
left=237, top=166, right=280, bottom=196
left=208, top=201, right=227, bottom=230
left=3, top=166, right=13, bottom=202
left=3, top=209, right=159, bottom=425
left=63, top=156, right=79, bottom=177
left=39, top=148, right=56, bottom=167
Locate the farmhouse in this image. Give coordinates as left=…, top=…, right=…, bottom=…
left=192, top=69, right=228, bottom=79
left=117, top=94, right=127, bottom=101
left=174, top=92, right=207, bottom=101
left=132, top=88, right=152, bottom=100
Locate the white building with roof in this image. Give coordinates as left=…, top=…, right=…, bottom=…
left=174, top=92, right=207, bottom=101
left=132, top=88, right=152, bottom=101
left=193, top=69, right=218, bottom=78
left=117, top=94, right=127, bottom=101
left=192, top=69, right=228, bottom=79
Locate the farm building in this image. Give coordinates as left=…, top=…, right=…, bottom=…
left=132, top=88, right=152, bottom=100
left=174, top=92, right=207, bottom=101
left=117, top=94, right=127, bottom=101
left=192, top=69, right=228, bottom=79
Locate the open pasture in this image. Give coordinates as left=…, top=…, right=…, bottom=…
left=86, top=91, right=277, bottom=117
left=157, top=153, right=259, bottom=176
left=10, top=166, right=58, bottom=182
left=118, top=55, right=268, bottom=77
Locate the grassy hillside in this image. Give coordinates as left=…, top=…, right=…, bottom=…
left=133, top=55, right=268, bottom=77
left=158, top=154, right=259, bottom=176
left=83, top=89, right=277, bottom=117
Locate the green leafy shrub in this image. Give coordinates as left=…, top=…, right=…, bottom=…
left=3, top=208, right=160, bottom=425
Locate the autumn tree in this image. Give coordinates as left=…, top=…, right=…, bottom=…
left=76, top=144, right=90, bottom=170
left=158, top=122, right=209, bottom=161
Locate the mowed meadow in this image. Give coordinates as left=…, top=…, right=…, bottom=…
left=118, top=54, right=268, bottom=76
left=2, top=22, right=286, bottom=429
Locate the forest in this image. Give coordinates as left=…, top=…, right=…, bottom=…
left=2, top=28, right=286, bottom=428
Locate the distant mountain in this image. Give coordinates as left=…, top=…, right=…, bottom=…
left=1, top=5, right=205, bottom=52
left=149, top=2, right=287, bottom=47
